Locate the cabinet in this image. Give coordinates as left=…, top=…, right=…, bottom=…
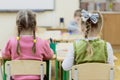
left=102, top=13, right=120, bottom=49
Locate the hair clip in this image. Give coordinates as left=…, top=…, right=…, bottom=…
left=33, top=39, right=36, bottom=43
left=16, top=37, right=20, bottom=40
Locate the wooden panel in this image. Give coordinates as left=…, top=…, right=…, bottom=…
left=102, top=13, right=120, bottom=46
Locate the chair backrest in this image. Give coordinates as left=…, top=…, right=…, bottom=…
left=5, top=60, right=46, bottom=80
left=70, top=63, right=114, bottom=80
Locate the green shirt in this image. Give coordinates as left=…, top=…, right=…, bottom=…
left=74, top=39, right=108, bottom=65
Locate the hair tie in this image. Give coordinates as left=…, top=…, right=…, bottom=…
left=16, top=37, right=20, bottom=40
left=33, top=39, right=36, bottom=43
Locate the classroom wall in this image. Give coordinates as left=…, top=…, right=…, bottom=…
left=0, top=0, right=79, bottom=49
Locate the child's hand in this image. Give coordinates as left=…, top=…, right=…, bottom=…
left=51, top=54, right=56, bottom=60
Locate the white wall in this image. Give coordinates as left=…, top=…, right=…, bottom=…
left=0, top=0, right=79, bottom=49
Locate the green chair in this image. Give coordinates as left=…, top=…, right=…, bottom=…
left=50, top=42, right=58, bottom=80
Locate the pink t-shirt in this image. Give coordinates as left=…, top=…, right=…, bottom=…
left=2, top=35, right=54, bottom=80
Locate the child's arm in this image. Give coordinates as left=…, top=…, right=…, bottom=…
left=1, top=39, right=11, bottom=60
left=62, top=45, right=74, bottom=71
left=106, top=42, right=114, bottom=66
left=42, top=40, right=54, bottom=60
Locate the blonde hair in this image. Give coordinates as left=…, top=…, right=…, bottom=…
left=16, top=10, right=36, bottom=55
left=84, top=11, right=103, bottom=55
left=74, top=9, right=81, bottom=17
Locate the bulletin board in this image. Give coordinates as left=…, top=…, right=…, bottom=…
left=0, top=0, right=55, bottom=12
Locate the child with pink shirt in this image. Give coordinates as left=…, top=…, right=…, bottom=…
left=2, top=10, right=54, bottom=80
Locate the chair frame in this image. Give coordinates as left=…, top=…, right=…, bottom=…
left=69, top=63, right=114, bottom=80
left=5, top=60, right=46, bottom=80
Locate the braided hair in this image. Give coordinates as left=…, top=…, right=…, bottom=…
left=82, top=11, right=103, bottom=56
left=16, top=10, right=36, bottom=55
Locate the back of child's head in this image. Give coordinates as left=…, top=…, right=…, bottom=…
left=16, top=10, right=36, bottom=31
left=74, top=9, right=81, bottom=17
left=16, top=10, right=37, bottom=55
left=80, top=10, right=103, bottom=56
left=81, top=10, right=103, bottom=38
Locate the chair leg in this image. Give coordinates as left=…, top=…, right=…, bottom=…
left=62, top=70, right=69, bottom=80
left=69, top=70, right=72, bottom=80
left=55, top=60, right=58, bottom=80
left=74, top=68, right=78, bottom=80
left=110, top=67, right=114, bottom=80
left=40, top=64, right=44, bottom=80
left=6, top=64, right=11, bottom=80
left=3, top=60, right=6, bottom=80
left=0, top=66, right=3, bottom=80
left=46, top=61, right=49, bottom=80
left=49, top=60, right=51, bottom=80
